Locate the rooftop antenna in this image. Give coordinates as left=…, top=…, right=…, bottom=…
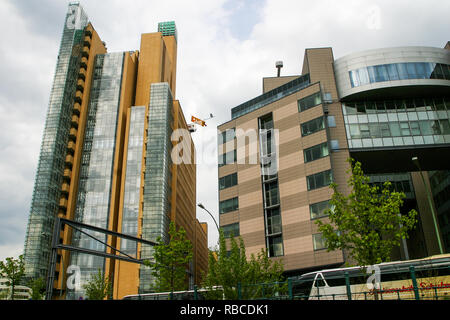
left=276, top=61, right=283, bottom=77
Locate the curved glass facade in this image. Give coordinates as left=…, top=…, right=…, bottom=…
left=343, top=97, right=450, bottom=148
left=349, top=62, right=450, bottom=88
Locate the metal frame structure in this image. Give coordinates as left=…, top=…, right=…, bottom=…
left=45, top=217, right=157, bottom=300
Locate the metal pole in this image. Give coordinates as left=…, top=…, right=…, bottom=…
left=409, top=265, right=420, bottom=300
left=46, top=217, right=61, bottom=300
left=197, top=204, right=219, bottom=231
left=345, top=272, right=352, bottom=300
left=288, top=278, right=293, bottom=300
left=237, top=282, right=242, bottom=300
left=412, top=157, right=444, bottom=254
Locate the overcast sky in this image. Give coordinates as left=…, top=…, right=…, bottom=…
left=0, top=0, right=449, bottom=261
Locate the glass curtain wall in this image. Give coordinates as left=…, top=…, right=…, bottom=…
left=24, top=3, right=89, bottom=281
left=120, top=106, right=146, bottom=256
left=343, top=97, right=450, bottom=148
left=66, top=52, right=125, bottom=300
left=139, top=83, right=174, bottom=293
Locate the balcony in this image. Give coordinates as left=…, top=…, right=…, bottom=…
left=71, top=114, right=79, bottom=128
left=73, top=102, right=81, bottom=116
left=67, top=141, right=75, bottom=153
left=76, top=84, right=84, bottom=94
left=80, top=61, right=87, bottom=70
left=84, top=29, right=92, bottom=38
left=65, top=154, right=74, bottom=165
left=69, top=127, right=77, bottom=142
left=74, top=91, right=83, bottom=104
left=59, top=198, right=68, bottom=209
left=61, top=182, right=70, bottom=196
left=83, top=40, right=91, bottom=49
left=82, top=46, right=90, bottom=59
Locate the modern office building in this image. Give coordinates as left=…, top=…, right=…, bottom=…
left=23, top=3, right=207, bottom=299
left=218, top=43, right=450, bottom=277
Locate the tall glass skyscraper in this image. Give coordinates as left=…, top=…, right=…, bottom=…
left=24, top=3, right=208, bottom=300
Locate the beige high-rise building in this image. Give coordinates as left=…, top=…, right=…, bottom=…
left=218, top=45, right=450, bottom=277
left=23, top=3, right=208, bottom=300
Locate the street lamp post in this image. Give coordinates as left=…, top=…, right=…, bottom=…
left=197, top=203, right=220, bottom=232
left=411, top=156, right=444, bottom=254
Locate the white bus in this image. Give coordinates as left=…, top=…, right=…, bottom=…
left=290, top=254, right=450, bottom=300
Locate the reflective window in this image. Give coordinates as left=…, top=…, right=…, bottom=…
left=218, top=128, right=235, bottom=145
left=219, top=172, right=238, bottom=190
left=222, top=223, right=239, bottom=238
left=349, top=62, right=450, bottom=87
left=310, top=200, right=332, bottom=219
left=266, top=207, right=282, bottom=235
left=267, top=235, right=284, bottom=257
left=298, top=92, right=322, bottom=112
left=301, top=116, right=325, bottom=136
left=219, top=197, right=239, bottom=214
left=307, top=170, right=333, bottom=191
left=218, top=149, right=236, bottom=167
left=313, top=233, right=327, bottom=251
left=304, top=142, right=329, bottom=163
left=264, top=181, right=280, bottom=207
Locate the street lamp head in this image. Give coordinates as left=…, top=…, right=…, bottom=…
left=411, top=156, right=421, bottom=170
left=197, top=203, right=205, bottom=209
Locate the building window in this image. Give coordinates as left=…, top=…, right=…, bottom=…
left=330, top=140, right=340, bottom=151
left=267, top=235, right=284, bottom=257
left=298, top=92, right=322, bottom=112
left=313, top=233, right=327, bottom=251
left=304, top=142, right=329, bottom=163
left=264, top=181, right=280, bottom=207
left=219, top=197, right=239, bottom=214
left=219, top=172, right=238, bottom=190
left=307, top=170, right=333, bottom=191
left=349, top=62, right=450, bottom=88
left=301, top=116, right=325, bottom=137
left=218, top=128, right=235, bottom=145
left=218, top=149, right=236, bottom=167
left=266, top=207, right=282, bottom=235
left=310, top=200, right=332, bottom=219
left=222, top=223, right=239, bottom=238
left=327, top=115, right=336, bottom=127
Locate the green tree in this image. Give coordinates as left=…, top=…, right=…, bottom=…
left=0, top=255, right=25, bottom=300
left=28, top=277, right=46, bottom=300
left=202, top=230, right=285, bottom=300
left=315, top=158, right=418, bottom=299
left=82, top=269, right=112, bottom=300
left=144, top=222, right=193, bottom=293
left=315, top=158, right=418, bottom=267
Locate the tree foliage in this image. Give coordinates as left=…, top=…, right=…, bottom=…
left=0, top=255, right=25, bottom=300
left=202, top=230, right=285, bottom=299
left=315, top=158, right=418, bottom=266
left=82, top=269, right=112, bottom=300
left=28, top=277, right=46, bottom=300
left=144, top=222, right=193, bottom=293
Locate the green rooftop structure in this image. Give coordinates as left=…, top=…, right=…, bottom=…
left=158, top=21, right=177, bottom=42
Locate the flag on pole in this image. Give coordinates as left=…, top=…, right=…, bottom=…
left=191, top=115, right=207, bottom=127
